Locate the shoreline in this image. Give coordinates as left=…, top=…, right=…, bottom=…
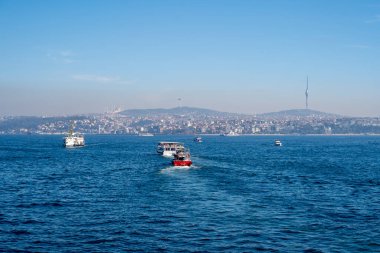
left=2, top=133, right=380, bottom=136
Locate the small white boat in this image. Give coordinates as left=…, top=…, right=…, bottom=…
left=64, top=128, right=85, bottom=148
left=157, top=142, right=185, bottom=157
left=194, top=136, right=203, bottom=143
left=274, top=140, right=282, bottom=146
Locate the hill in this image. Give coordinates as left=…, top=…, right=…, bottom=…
left=120, top=106, right=240, bottom=117
left=120, top=107, right=343, bottom=119
left=258, top=109, right=342, bottom=119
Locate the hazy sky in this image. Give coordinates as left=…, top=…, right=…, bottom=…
left=0, top=0, right=379, bottom=116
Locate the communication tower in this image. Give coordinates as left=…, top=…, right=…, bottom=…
left=305, top=76, right=309, bottom=109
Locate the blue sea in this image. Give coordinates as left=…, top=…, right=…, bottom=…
left=0, top=135, right=379, bottom=252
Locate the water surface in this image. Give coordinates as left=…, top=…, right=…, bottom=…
left=0, top=135, right=379, bottom=252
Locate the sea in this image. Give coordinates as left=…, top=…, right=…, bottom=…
left=0, top=135, right=379, bottom=252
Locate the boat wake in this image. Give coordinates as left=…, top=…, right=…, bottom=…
left=84, top=143, right=102, bottom=147
left=191, top=155, right=234, bottom=169
left=160, top=165, right=200, bottom=174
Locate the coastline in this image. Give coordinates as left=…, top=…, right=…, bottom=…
left=2, top=133, right=380, bottom=136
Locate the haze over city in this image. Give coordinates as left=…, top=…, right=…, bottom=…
left=1, top=0, right=379, bottom=117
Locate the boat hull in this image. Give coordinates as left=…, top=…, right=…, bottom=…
left=172, top=160, right=192, bottom=166
left=160, top=150, right=177, bottom=157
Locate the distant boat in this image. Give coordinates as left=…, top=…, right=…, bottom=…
left=274, top=140, right=282, bottom=146
left=194, top=136, right=203, bottom=143
left=225, top=131, right=239, bottom=136
left=64, top=125, right=84, bottom=147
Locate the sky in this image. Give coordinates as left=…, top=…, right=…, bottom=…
left=0, top=0, right=379, bottom=117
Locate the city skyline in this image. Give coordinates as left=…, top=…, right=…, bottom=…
left=2, top=105, right=380, bottom=135
left=1, top=0, right=380, bottom=117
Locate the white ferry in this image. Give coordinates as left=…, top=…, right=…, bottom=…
left=274, top=140, right=282, bottom=146
left=157, top=142, right=185, bottom=157
left=64, top=128, right=85, bottom=147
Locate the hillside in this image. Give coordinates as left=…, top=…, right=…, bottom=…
left=259, top=109, right=342, bottom=119
left=120, top=106, right=240, bottom=117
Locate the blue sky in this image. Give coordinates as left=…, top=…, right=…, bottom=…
left=0, top=0, right=379, bottom=116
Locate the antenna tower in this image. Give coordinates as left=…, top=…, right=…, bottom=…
left=305, top=76, right=309, bottom=109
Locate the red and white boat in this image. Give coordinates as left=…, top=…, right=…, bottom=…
left=172, top=149, right=192, bottom=166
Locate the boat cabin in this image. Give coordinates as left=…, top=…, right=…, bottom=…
left=157, top=142, right=185, bottom=157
